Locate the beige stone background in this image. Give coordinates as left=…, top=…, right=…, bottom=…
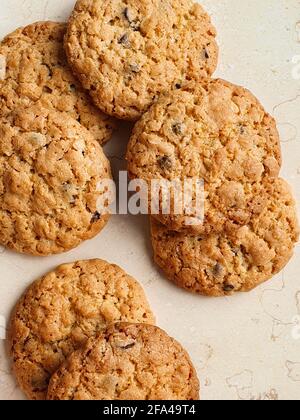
left=0, top=0, right=299, bottom=400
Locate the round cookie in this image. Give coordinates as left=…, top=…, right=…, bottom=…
left=151, top=179, right=299, bottom=297
left=0, top=21, right=115, bottom=145
left=10, top=260, right=155, bottom=400
left=65, top=0, right=218, bottom=121
left=127, top=78, right=282, bottom=234
left=0, top=106, right=112, bottom=256
left=47, top=323, right=199, bottom=400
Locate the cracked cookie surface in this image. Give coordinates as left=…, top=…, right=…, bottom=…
left=47, top=323, right=199, bottom=400
left=65, top=0, right=218, bottom=120
left=151, top=179, right=299, bottom=296
left=127, top=78, right=282, bottom=234
left=10, top=260, right=155, bottom=400
left=0, top=106, right=112, bottom=255
left=0, top=21, right=115, bottom=145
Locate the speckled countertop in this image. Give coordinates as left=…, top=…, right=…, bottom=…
left=0, top=0, right=299, bottom=401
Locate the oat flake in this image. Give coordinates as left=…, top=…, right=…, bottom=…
left=0, top=55, right=6, bottom=81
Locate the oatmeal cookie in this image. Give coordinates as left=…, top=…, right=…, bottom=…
left=127, top=78, right=282, bottom=234
left=151, top=179, right=299, bottom=296
left=65, top=0, right=218, bottom=120
left=47, top=323, right=199, bottom=400
left=0, top=21, right=115, bottom=144
left=0, top=106, right=112, bottom=255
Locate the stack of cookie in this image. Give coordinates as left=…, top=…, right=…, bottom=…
left=127, top=80, right=300, bottom=296
left=10, top=259, right=199, bottom=400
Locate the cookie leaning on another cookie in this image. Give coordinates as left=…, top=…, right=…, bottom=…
left=127, top=78, right=282, bottom=234
left=10, top=260, right=155, bottom=400
left=65, top=0, right=218, bottom=120
left=0, top=106, right=112, bottom=256
left=151, top=179, right=299, bottom=297
left=0, top=21, right=115, bottom=145
left=47, top=323, right=199, bottom=400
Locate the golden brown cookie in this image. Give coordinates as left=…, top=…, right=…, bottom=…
left=0, top=21, right=115, bottom=145
left=65, top=0, right=218, bottom=120
left=127, top=78, right=282, bottom=234
left=151, top=179, right=299, bottom=296
left=46, top=322, right=199, bottom=400
left=0, top=106, right=112, bottom=256
left=10, top=260, right=155, bottom=400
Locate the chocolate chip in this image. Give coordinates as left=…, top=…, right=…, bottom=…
left=120, top=342, right=136, bottom=350
left=119, top=33, right=130, bottom=47
left=44, top=63, right=53, bottom=77
left=124, top=7, right=132, bottom=23
left=232, top=247, right=239, bottom=256
left=239, top=124, right=246, bottom=134
left=172, top=122, right=185, bottom=136
left=91, top=211, right=101, bottom=223
left=123, top=8, right=140, bottom=31
left=132, top=22, right=140, bottom=31
left=223, top=284, right=235, bottom=292
left=31, top=378, right=48, bottom=391
left=158, top=156, right=172, bottom=171
left=212, top=263, right=224, bottom=278
left=204, top=49, right=210, bottom=59
left=175, top=83, right=182, bottom=89
left=43, top=86, right=52, bottom=93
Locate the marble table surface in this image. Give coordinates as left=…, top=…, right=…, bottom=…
left=0, top=0, right=299, bottom=400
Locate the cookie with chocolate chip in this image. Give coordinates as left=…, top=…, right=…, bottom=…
left=47, top=323, right=199, bottom=400
left=151, top=179, right=299, bottom=296
left=10, top=260, right=155, bottom=400
left=0, top=106, right=112, bottom=255
left=65, top=0, right=218, bottom=120
left=0, top=21, right=115, bottom=145
left=127, top=78, right=282, bottom=234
